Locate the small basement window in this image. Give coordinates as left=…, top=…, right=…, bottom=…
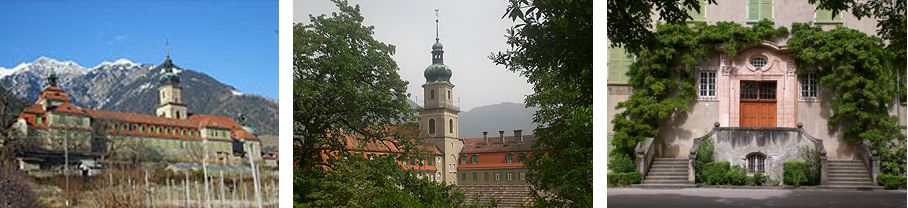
left=747, top=153, right=766, bottom=173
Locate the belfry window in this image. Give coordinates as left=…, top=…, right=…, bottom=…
left=447, top=90, right=451, bottom=99
left=800, top=72, right=818, bottom=98
left=449, top=119, right=453, bottom=133
left=430, top=90, right=435, bottom=99
left=747, top=153, right=766, bottom=173
left=429, top=119, right=436, bottom=134
left=698, top=71, right=716, bottom=98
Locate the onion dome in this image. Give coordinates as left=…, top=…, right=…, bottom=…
left=156, top=55, right=181, bottom=86
left=424, top=38, right=452, bottom=83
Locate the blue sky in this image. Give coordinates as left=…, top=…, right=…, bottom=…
left=0, top=0, right=278, bottom=99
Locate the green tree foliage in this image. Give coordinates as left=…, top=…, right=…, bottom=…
left=294, top=0, right=417, bottom=171
left=611, top=20, right=788, bottom=159
left=294, top=1, right=487, bottom=207
left=787, top=23, right=905, bottom=148
left=490, top=0, right=592, bottom=206
left=809, top=0, right=906, bottom=92
left=607, top=0, right=716, bottom=54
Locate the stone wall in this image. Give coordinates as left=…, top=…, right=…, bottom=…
left=712, top=127, right=818, bottom=180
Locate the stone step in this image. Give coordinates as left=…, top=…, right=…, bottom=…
left=646, top=172, right=688, bottom=176
left=828, top=160, right=863, bottom=163
left=647, top=168, right=688, bottom=173
left=631, top=184, right=697, bottom=189
left=818, top=185, right=884, bottom=190
left=652, top=160, right=688, bottom=164
left=650, top=164, right=688, bottom=168
left=642, top=180, right=691, bottom=184
left=827, top=181, right=876, bottom=186
left=827, top=176, right=872, bottom=182
left=644, top=175, right=688, bottom=180
left=651, top=162, right=689, bottom=166
left=653, top=157, right=688, bottom=161
left=828, top=173, right=871, bottom=178
left=828, top=163, right=865, bottom=167
left=828, top=169, right=870, bottom=174
left=827, top=165, right=867, bottom=169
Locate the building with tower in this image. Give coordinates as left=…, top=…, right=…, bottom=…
left=11, top=54, right=262, bottom=171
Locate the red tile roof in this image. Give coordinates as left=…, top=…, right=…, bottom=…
left=460, top=135, right=537, bottom=154
left=38, top=87, right=71, bottom=101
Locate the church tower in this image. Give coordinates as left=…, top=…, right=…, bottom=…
left=419, top=10, right=463, bottom=185
left=155, top=54, right=188, bottom=119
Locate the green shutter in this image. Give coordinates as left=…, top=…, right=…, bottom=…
left=461, top=173, right=466, bottom=180
left=760, top=0, right=773, bottom=21
left=473, top=173, right=477, bottom=180
left=608, top=46, right=632, bottom=84
left=484, top=172, right=489, bottom=181
left=36, top=117, right=42, bottom=124
left=816, top=9, right=841, bottom=22
left=688, top=0, right=706, bottom=21
left=748, top=0, right=760, bottom=21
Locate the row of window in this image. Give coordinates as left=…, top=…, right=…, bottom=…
left=423, top=173, right=441, bottom=182
left=105, top=123, right=201, bottom=137
left=365, top=153, right=437, bottom=167
left=461, top=172, right=526, bottom=181
left=428, top=89, right=452, bottom=100
left=697, top=71, right=818, bottom=99
left=684, top=0, right=843, bottom=23
left=427, top=118, right=454, bottom=134
left=459, top=153, right=528, bottom=165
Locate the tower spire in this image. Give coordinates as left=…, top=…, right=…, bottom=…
left=435, top=9, right=439, bottom=41
left=165, top=38, right=171, bottom=58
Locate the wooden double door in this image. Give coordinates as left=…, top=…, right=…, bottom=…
left=740, top=81, right=777, bottom=127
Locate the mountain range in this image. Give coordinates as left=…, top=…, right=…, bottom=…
left=0, top=57, right=278, bottom=139
left=407, top=100, right=539, bottom=139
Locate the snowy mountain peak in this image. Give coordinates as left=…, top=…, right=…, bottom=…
left=94, top=58, right=139, bottom=69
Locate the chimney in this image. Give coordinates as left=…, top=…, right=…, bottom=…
left=499, top=131, right=505, bottom=143
left=483, top=131, right=489, bottom=144
left=514, top=130, right=523, bottom=143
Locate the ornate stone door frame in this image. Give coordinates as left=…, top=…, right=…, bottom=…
left=717, top=42, right=798, bottom=128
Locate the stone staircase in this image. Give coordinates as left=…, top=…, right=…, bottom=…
left=459, top=185, right=534, bottom=207
left=631, top=158, right=696, bottom=188
left=820, top=160, right=883, bottom=190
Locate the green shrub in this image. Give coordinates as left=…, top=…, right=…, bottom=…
left=881, top=143, right=907, bottom=176
left=607, top=171, right=643, bottom=187
left=725, top=165, right=747, bottom=185
left=694, top=135, right=714, bottom=183
left=877, top=174, right=907, bottom=190
left=608, top=153, right=636, bottom=173
left=701, top=161, right=730, bottom=185
left=783, top=161, right=809, bottom=186
left=750, top=172, right=766, bottom=186
left=799, top=147, right=822, bottom=185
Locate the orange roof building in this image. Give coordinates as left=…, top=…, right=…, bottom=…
left=12, top=55, right=261, bottom=165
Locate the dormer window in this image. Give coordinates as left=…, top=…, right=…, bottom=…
left=506, top=154, right=514, bottom=163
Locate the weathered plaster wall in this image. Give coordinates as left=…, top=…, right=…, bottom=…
left=657, top=101, right=718, bottom=158
left=606, top=85, right=632, bottom=134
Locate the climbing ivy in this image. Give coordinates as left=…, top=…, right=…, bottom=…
left=787, top=23, right=905, bottom=148
left=610, top=20, right=789, bottom=158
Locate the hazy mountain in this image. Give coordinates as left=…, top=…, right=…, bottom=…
left=408, top=100, right=538, bottom=139
left=0, top=57, right=278, bottom=137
